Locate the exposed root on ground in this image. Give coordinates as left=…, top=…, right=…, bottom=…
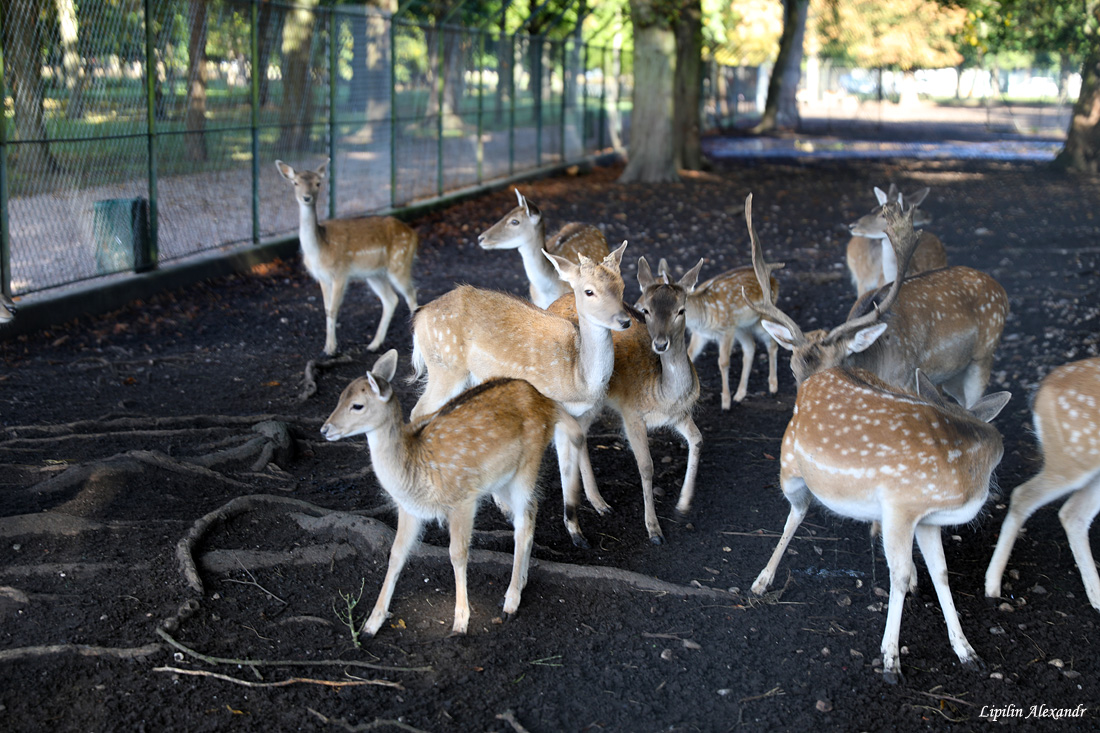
left=0, top=643, right=162, bottom=662
left=299, top=354, right=354, bottom=402
left=307, top=708, right=431, bottom=733
left=154, top=666, right=402, bottom=689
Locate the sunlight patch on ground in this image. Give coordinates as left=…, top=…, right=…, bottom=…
left=704, top=137, right=1062, bottom=161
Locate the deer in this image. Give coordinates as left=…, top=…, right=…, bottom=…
left=275, top=159, right=418, bottom=356
left=321, top=349, right=585, bottom=637
left=985, top=357, right=1100, bottom=612
left=409, top=243, right=632, bottom=540
left=547, top=257, right=704, bottom=545
left=657, top=258, right=781, bottom=409
left=0, top=293, right=16, bottom=324
left=847, top=185, right=947, bottom=297
left=478, top=189, right=610, bottom=309
left=747, top=193, right=1007, bottom=409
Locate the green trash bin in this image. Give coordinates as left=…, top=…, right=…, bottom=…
left=93, top=198, right=154, bottom=274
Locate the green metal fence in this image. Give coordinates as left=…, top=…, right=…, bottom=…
left=0, top=0, right=628, bottom=299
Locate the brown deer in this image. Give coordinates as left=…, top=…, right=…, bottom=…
left=548, top=257, right=704, bottom=544
left=276, top=159, right=418, bottom=356
left=985, top=357, right=1100, bottom=611
left=0, top=293, right=16, bottom=324
left=747, top=194, right=1007, bottom=408
left=751, top=365, right=1011, bottom=684
left=321, top=350, right=584, bottom=637
left=478, top=189, right=610, bottom=308
left=847, top=185, right=946, bottom=297
left=658, top=258, right=781, bottom=408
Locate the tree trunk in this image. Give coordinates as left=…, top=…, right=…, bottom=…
left=278, top=0, right=319, bottom=151
left=55, top=0, right=85, bottom=120
left=349, top=1, right=395, bottom=144
left=751, top=0, right=808, bottom=134
left=256, top=1, right=277, bottom=107
left=619, top=21, right=678, bottom=183
left=185, top=0, right=208, bottom=161
left=673, top=0, right=703, bottom=171
left=5, top=0, right=57, bottom=174
left=1055, top=39, right=1100, bottom=173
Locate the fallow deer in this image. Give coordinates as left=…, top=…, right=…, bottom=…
left=985, top=356, right=1100, bottom=612
left=658, top=258, right=781, bottom=408
left=548, top=257, right=704, bottom=544
left=321, top=350, right=584, bottom=637
left=409, top=243, right=632, bottom=536
left=478, top=189, right=610, bottom=308
left=847, top=185, right=946, bottom=297
left=748, top=194, right=1007, bottom=408
left=751, top=366, right=1011, bottom=683
left=0, top=293, right=16, bottom=324
left=276, top=159, right=418, bottom=356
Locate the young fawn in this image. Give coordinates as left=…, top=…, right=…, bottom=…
left=548, top=257, right=704, bottom=544
left=752, top=367, right=1010, bottom=683
left=0, top=293, right=15, bottom=324
left=749, top=193, right=1006, bottom=408
left=276, top=159, right=418, bottom=356
left=658, top=258, right=780, bottom=408
left=478, top=189, right=610, bottom=308
left=321, top=350, right=584, bottom=637
left=986, top=357, right=1100, bottom=611
left=847, top=185, right=946, bottom=297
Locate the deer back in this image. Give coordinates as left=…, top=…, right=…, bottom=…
left=318, top=216, right=418, bottom=275
left=1030, top=357, right=1100, bottom=476
left=686, top=266, right=779, bottom=335
left=547, top=223, right=610, bottom=263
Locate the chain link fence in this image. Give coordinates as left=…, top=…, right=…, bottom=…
left=0, top=0, right=628, bottom=298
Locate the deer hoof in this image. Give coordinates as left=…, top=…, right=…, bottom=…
left=570, top=533, right=590, bottom=550
left=648, top=534, right=665, bottom=546
left=882, top=667, right=904, bottom=685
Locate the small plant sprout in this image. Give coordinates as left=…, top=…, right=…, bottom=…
left=333, top=579, right=366, bottom=649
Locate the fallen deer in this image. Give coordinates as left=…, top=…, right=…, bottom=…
left=548, top=257, right=704, bottom=544
left=276, top=159, right=418, bottom=356
left=658, top=258, right=780, bottom=408
left=748, top=194, right=1007, bottom=407
left=847, top=185, right=946, bottom=297
left=985, top=357, right=1100, bottom=612
left=478, top=189, right=610, bottom=308
left=321, top=350, right=584, bottom=637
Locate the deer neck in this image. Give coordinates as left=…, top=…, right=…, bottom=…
left=879, top=239, right=899, bottom=284
left=516, top=219, right=562, bottom=307
left=297, top=200, right=326, bottom=263
left=574, top=312, right=617, bottom=406
left=656, top=329, right=697, bottom=401
left=362, top=401, right=418, bottom=500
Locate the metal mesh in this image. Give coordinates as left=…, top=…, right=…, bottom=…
left=0, top=0, right=623, bottom=298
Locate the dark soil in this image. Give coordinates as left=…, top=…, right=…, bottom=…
left=2, top=153, right=1100, bottom=732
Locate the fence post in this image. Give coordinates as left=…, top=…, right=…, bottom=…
left=559, top=41, right=566, bottom=163
left=436, top=24, right=444, bottom=197
left=250, top=0, right=260, bottom=244
left=509, top=34, right=516, bottom=175
left=598, top=45, right=607, bottom=151
left=582, top=42, right=589, bottom=154
left=328, top=5, right=338, bottom=218
left=389, top=16, right=398, bottom=208
left=535, top=38, right=543, bottom=166
left=477, top=31, right=485, bottom=185
left=0, top=3, right=10, bottom=298
left=142, top=0, right=159, bottom=271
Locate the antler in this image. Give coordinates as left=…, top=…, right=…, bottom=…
left=743, top=193, right=798, bottom=338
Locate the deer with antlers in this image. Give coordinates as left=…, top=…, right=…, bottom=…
left=657, top=258, right=781, bottom=408
left=748, top=198, right=1013, bottom=683
left=847, top=185, right=947, bottom=297
left=321, top=350, right=584, bottom=636
left=548, top=257, right=704, bottom=545
left=749, top=194, right=1007, bottom=408
left=985, top=357, right=1100, bottom=612
left=478, top=190, right=610, bottom=309
left=276, top=159, right=418, bottom=356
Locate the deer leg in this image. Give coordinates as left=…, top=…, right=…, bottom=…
left=765, top=330, right=779, bottom=394
left=365, top=276, right=400, bottom=352
left=962, top=357, right=994, bottom=408
left=718, top=332, right=735, bottom=409
left=448, top=501, right=478, bottom=635
left=388, top=270, right=418, bottom=313
left=879, top=511, right=917, bottom=684
left=915, top=523, right=982, bottom=671
left=688, top=332, right=707, bottom=362
left=621, top=411, right=663, bottom=544
left=503, top=481, right=539, bottom=619
left=1058, top=474, right=1100, bottom=611
left=556, top=426, right=590, bottom=548
left=362, top=508, right=423, bottom=637
left=751, top=475, right=812, bottom=595
left=985, top=469, right=1086, bottom=599
left=321, top=275, right=348, bottom=357
left=733, top=330, right=756, bottom=404
left=672, top=417, right=703, bottom=515
left=576, top=412, right=611, bottom=514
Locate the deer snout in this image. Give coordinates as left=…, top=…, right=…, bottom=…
left=476, top=233, right=487, bottom=247
left=651, top=337, right=670, bottom=354
left=320, top=423, right=339, bottom=441
left=616, top=316, right=632, bottom=330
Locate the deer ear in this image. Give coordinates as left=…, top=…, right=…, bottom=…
left=275, top=160, right=294, bottom=180
left=874, top=187, right=888, bottom=205
left=545, top=251, right=580, bottom=282
left=970, top=391, right=1011, bottom=423
left=604, top=241, right=628, bottom=269
left=515, top=188, right=526, bottom=211
left=914, top=369, right=947, bottom=408
left=907, top=187, right=930, bottom=208
left=365, top=372, right=392, bottom=402
left=680, top=258, right=705, bottom=292
left=657, top=258, right=671, bottom=278
left=371, top=349, right=399, bottom=383
left=761, top=320, right=798, bottom=351
left=847, top=322, right=888, bottom=354
left=317, top=158, right=330, bottom=178
left=637, top=257, right=655, bottom=290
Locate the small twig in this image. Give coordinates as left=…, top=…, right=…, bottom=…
left=739, top=686, right=785, bottom=704
left=307, top=708, right=430, bottom=733
left=719, top=530, right=840, bottom=541
left=154, top=666, right=401, bottom=689
left=334, top=579, right=366, bottom=649
left=911, top=690, right=974, bottom=708
left=496, top=710, right=532, bottom=733
left=224, top=554, right=287, bottom=605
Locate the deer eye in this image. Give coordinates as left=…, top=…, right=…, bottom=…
left=510, top=219, right=519, bottom=226
left=640, top=308, right=649, bottom=315
left=351, top=403, right=364, bottom=411
left=677, top=308, right=685, bottom=316
left=584, top=289, right=594, bottom=297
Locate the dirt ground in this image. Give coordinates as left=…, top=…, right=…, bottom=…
left=2, top=152, right=1100, bottom=732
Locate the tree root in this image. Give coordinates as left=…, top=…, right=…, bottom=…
left=2, top=413, right=315, bottom=440
left=0, top=642, right=162, bottom=663
left=307, top=708, right=430, bottom=733
left=299, top=354, right=354, bottom=402
left=154, top=666, right=402, bottom=689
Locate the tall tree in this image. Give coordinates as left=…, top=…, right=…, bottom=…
left=4, top=0, right=57, bottom=174
left=278, top=0, right=320, bottom=151
left=185, top=0, right=209, bottom=161
left=55, top=0, right=85, bottom=119
left=674, top=0, right=704, bottom=169
left=1055, top=3, right=1100, bottom=172
left=620, top=0, right=679, bottom=182
left=752, top=0, right=808, bottom=133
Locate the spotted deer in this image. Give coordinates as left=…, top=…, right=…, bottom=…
left=478, top=189, right=610, bottom=308
left=276, top=159, right=418, bottom=356
left=0, top=293, right=15, bottom=324
left=751, top=366, right=1011, bottom=683
left=985, top=357, right=1100, bottom=612
left=747, top=194, right=1007, bottom=408
left=321, top=350, right=584, bottom=637
left=548, top=257, right=704, bottom=545
left=410, top=243, right=632, bottom=535
left=658, top=258, right=781, bottom=408
left=847, top=185, right=946, bottom=297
